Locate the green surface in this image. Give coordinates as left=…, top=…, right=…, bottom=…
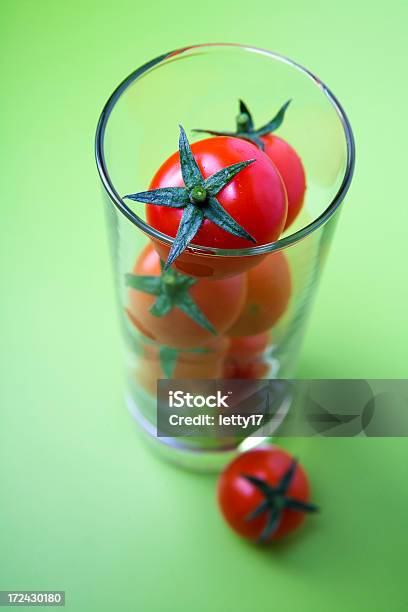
left=1, top=1, right=408, bottom=611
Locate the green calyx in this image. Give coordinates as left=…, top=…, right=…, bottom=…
left=190, top=185, right=207, bottom=204
left=162, top=270, right=180, bottom=294
left=241, top=458, right=319, bottom=542
left=158, top=345, right=207, bottom=378
left=236, top=111, right=251, bottom=132
left=123, top=125, right=256, bottom=269
left=125, top=264, right=216, bottom=335
left=159, top=346, right=179, bottom=378
left=128, top=321, right=208, bottom=378
left=193, top=98, right=292, bottom=151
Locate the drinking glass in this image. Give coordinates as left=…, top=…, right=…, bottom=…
left=95, top=44, right=355, bottom=470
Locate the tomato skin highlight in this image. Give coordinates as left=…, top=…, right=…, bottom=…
left=261, top=134, right=306, bottom=230
left=127, top=244, right=247, bottom=349
left=147, top=136, right=287, bottom=250
left=227, top=251, right=291, bottom=337
left=218, top=448, right=311, bottom=541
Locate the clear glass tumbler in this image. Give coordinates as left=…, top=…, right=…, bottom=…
left=95, top=44, right=355, bottom=469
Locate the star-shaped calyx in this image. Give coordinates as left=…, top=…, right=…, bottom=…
left=125, top=261, right=216, bottom=335
left=125, top=311, right=208, bottom=378
left=242, top=458, right=318, bottom=542
left=157, top=345, right=207, bottom=378
left=124, top=125, right=256, bottom=269
left=193, top=99, right=292, bottom=151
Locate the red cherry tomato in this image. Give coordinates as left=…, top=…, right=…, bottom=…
left=223, top=360, right=269, bottom=379
left=147, top=136, right=287, bottom=251
left=227, top=332, right=269, bottom=361
left=227, top=251, right=291, bottom=337
left=260, top=134, right=306, bottom=230
left=127, top=244, right=247, bottom=349
left=218, top=448, right=316, bottom=542
left=223, top=333, right=269, bottom=379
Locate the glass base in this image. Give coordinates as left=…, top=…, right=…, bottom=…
left=125, top=388, right=291, bottom=473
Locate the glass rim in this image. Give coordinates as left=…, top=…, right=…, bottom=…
left=95, top=43, right=355, bottom=257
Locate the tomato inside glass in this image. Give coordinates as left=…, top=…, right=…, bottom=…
left=147, top=137, right=287, bottom=250
left=227, top=251, right=291, bottom=337
left=127, top=243, right=247, bottom=349
left=260, top=134, right=306, bottom=230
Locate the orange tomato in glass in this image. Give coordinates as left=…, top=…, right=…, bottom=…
left=223, top=332, right=269, bottom=379
left=127, top=244, right=247, bottom=348
left=227, top=252, right=291, bottom=337
left=135, top=337, right=229, bottom=395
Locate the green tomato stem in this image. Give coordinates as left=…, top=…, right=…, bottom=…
left=236, top=111, right=251, bottom=133
left=190, top=185, right=207, bottom=204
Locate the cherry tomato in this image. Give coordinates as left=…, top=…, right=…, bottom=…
left=227, top=252, right=291, bottom=337
left=148, top=136, right=287, bottom=279
left=223, top=360, right=269, bottom=379
left=192, top=101, right=306, bottom=233
left=135, top=337, right=229, bottom=396
left=223, top=333, right=269, bottom=379
left=218, top=448, right=317, bottom=542
left=260, top=134, right=306, bottom=230
left=148, top=137, right=287, bottom=248
left=127, top=244, right=246, bottom=349
left=227, top=332, right=269, bottom=361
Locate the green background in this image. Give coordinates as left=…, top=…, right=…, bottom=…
left=1, top=1, right=408, bottom=610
